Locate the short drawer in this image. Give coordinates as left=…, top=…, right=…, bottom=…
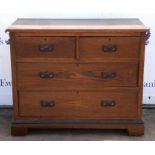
left=17, top=62, right=138, bottom=90
left=19, top=90, right=138, bottom=119
left=15, top=36, right=76, bottom=59
left=79, top=37, right=140, bottom=59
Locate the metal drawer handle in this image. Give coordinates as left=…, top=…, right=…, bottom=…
left=40, top=100, right=55, bottom=107
left=101, top=100, right=116, bottom=107
left=101, top=72, right=116, bottom=79
left=39, top=71, right=55, bottom=78
left=39, top=45, right=54, bottom=52
left=102, top=45, right=117, bottom=52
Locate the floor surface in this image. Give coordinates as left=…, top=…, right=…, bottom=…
left=0, top=108, right=155, bottom=141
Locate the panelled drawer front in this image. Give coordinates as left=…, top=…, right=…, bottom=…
left=79, top=37, right=140, bottom=59
left=17, top=63, right=138, bottom=90
left=15, top=37, right=76, bottom=58
left=19, top=91, right=138, bottom=119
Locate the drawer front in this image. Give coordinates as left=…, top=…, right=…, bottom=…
left=79, top=37, right=140, bottom=59
left=19, top=90, right=138, bottom=119
left=15, top=37, right=76, bottom=58
left=17, top=63, right=138, bottom=90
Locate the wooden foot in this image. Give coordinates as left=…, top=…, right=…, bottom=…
left=11, top=125, right=28, bottom=136
left=127, top=125, right=144, bottom=136
left=11, top=120, right=144, bottom=136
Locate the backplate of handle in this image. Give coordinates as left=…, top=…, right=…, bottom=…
left=101, top=72, right=116, bottom=79
left=39, top=71, right=55, bottom=78
left=102, top=45, right=117, bottom=52
left=101, top=100, right=116, bottom=107
left=40, top=100, right=55, bottom=107
left=39, top=45, right=54, bottom=52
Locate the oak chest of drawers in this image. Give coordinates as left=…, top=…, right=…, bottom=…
left=7, top=18, right=148, bottom=136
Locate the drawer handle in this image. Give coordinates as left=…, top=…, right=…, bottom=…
left=101, top=100, right=116, bottom=107
left=101, top=72, right=116, bottom=79
left=40, top=100, right=55, bottom=107
left=39, top=71, right=55, bottom=78
left=39, top=45, right=54, bottom=52
left=103, top=45, right=117, bottom=52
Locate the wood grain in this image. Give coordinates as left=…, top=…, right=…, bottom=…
left=14, top=31, right=142, bottom=37
left=79, top=36, right=140, bottom=59
left=7, top=18, right=147, bottom=136
left=6, top=19, right=148, bottom=32
left=17, top=62, right=138, bottom=90
left=11, top=120, right=144, bottom=136
left=137, top=32, right=146, bottom=119
left=9, top=32, right=19, bottom=118
left=15, top=36, right=76, bottom=59
left=19, top=90, right=138, bottom=119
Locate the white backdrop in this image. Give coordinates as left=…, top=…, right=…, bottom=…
left=0, top=0, right=155, bottom=105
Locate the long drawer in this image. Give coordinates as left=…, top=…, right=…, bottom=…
left=79, top=37, right=140, bottom=59
left=15, top=36, right=76, bottom=59
left=19, top=90, right=138, bottom=119
left=17, top=62, right=138, bottom=90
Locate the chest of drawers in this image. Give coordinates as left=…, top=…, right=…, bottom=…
left=7, top=19, right=148, bottom=136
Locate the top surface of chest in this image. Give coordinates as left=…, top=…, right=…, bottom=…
left=6, top=18, right=148, bottom=32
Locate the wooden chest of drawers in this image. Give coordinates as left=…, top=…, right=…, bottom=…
left=7, top=19, right=148, bottom=136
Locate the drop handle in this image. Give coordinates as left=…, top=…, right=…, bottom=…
left=102, top=45, right=117, bottom=52
left=39, top=71, right=55, bottom=78
left=38, top=45, right=54, bottom=52
left=40, top=100, right=55, bottom=107
left=101, top=72, right=116, bottom=79
left=101, top=100, right=116, bottom=107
